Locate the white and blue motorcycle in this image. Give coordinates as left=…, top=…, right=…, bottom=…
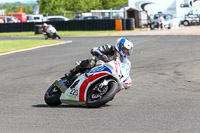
left=44, top=57, right=132, bottom=108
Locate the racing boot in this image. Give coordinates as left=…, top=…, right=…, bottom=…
left=65, top=59, right=95, bottom=85
left=65, top=65, right=82, bottom=85
left=66, top=65, right=83, bottom=79
left=65, top=70, right=76, bottom=80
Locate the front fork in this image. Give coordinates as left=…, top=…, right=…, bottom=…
left=94, top=79, right=116, bottom=94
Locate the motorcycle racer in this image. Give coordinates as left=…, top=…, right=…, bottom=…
left=41, top=23, right=48, bottom=33
left=41, top=23, right=61, bottom=39
left=65, top=37, right=134, bottom=84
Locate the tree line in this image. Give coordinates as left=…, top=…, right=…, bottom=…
left=0, top=2, right=35, bottom=14
left=38, top=0, right=128, bottom=13
left=1, top=0, right=127, bottom=18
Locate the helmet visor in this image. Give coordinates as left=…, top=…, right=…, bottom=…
left=122, top=46, right=133, bottom=56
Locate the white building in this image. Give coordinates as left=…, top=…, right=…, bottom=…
left=128, top=0, right=200, bottom=20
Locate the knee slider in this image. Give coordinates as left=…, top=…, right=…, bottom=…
left=89, top=59, right=96, bottom=68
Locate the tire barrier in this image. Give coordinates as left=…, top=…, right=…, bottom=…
left=126, top=18, right=135, bottom=30
left=122, top=19, right=127, bottom=30
left=0, top=19, right=135, bottom=33
left=35, top=25, right=43, bottom=34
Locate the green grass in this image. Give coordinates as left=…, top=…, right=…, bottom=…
left=0, top=29, right=143, bottom=54
left=0, top=40, right=63, bottom=54
left=57, top=30, right=136, bottom=36
left=0, top=32, right=38, bottom=37
left=0, top=30, right=141, bottom=37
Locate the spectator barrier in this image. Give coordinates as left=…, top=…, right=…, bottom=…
left=0, top=19, right=135, bottom=33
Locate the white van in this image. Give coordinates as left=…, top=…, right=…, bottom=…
left=27, top=14, right=45, bottom=22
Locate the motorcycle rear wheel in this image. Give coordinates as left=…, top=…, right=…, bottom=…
left=52, top=35, right=56, bottom=39
left=86, top=81, right=118, bottom=108
left=44, top=82, right=62, bottom=106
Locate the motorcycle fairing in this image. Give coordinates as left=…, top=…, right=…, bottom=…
left=60, top=58, right=132, bottom=104
left=118, top=66, right=132, bottom=86
left=46, top=26, right=56, bottom=33
left=115, top=59, right=132, bottom=86
left=122, top=76, right=132, bottom=86
left=86, top=65, right=112, bottom=74
left=60, top=71, right=110, bottom=104
left=79, top=72, right=110, bottom=102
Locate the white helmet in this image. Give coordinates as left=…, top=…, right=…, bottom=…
left=115, top=38, right=133, bottom=57
left=43, top=23, right=48, bottom=27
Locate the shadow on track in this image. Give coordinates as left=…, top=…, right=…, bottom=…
left=32, top=104, right=111, bottom=109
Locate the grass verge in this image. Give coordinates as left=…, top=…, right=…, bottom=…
left=57, top=30, right=137, bottom=36
left=0, top=40, right=63, bottom=54
left=0, top=29, right=143, bottom=54
left=0, top=30, right=141, bottom=37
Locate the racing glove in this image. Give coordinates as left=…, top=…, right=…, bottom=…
left=101, top=55, right=110, bottom=62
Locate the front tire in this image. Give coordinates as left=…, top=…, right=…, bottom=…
left=86, top=81, right=119, bottom=108
left=55, top=32, right=61, bottom=39
left=44, top=82, right=62, bottom=106
left=183, top=20, right=189, bottom=26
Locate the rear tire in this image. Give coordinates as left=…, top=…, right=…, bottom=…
left=52, top=34, right=56, bottom=39
left=86, top=81, right=119, bottom=108
left=44, top=82, right=62, bottom=106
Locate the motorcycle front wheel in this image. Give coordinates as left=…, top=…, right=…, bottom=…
left=86, top=81, right=119, bottom=108
left=44, top=82, right=62, bottom=106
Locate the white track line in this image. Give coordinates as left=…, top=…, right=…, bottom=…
left=0, top=40, right=72, bottom=56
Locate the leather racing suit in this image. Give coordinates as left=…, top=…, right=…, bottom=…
left=66, top=44, right=117, bottom=79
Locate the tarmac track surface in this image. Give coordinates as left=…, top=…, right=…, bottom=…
left=0, top=35, right=200, bottom=133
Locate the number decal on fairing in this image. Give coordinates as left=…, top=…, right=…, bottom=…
left=70, top=88, right=78, bottom=96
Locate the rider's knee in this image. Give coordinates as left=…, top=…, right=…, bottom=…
left=80, top=59, right=96, bottom=69
left=89, top=59, right=96, bottom=68
left=80, top=59, right=90, bottom=68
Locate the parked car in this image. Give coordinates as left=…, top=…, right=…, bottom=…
left=74, top=14, right=82, bottom=20
left=153, top=14, right=172, bottom=29
left=27, top=14, right=46, bottom=22
left=183, top=10, right=200, bottom=26
left=46, top=16, right=70, bottom=21
left=83, top=16, right=99, bottom=20
left=0, top=16, right=20, bottom=23
left=7, top=13, right=27, bottom=23
left=73, top=13, right=95, bottom=20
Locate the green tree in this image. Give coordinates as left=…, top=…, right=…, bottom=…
left=101, top=0, right=128, bottom=9
left=63, top=0, right=102, bottom=12
left=0, top=2, right=36, bottom=14
left=38, top=0, right=127, bottom=14
left=38, top=0, right=65, bottom=14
